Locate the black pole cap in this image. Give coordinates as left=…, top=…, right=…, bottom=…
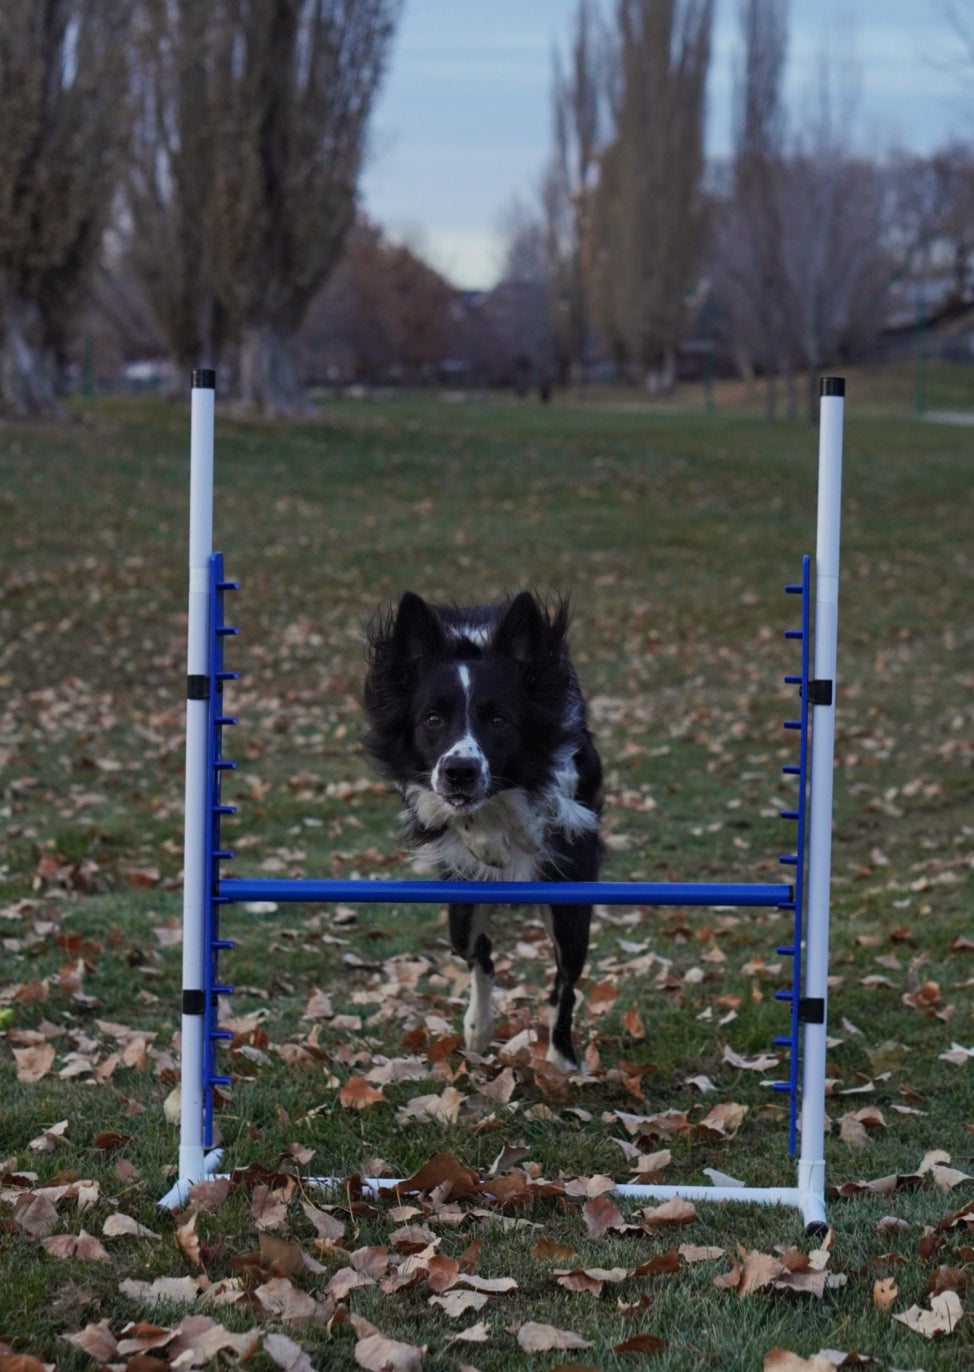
left=191, top=368, right=216, bottom=390
left=820, top=376, right=845, bottom=397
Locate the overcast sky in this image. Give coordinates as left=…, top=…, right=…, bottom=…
left=360, top=0, right=972, bottom=290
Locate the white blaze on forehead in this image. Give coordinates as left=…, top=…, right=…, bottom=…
left=430, top=660, right=488, bottom=798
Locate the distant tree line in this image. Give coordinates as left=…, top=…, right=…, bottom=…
left=0, top=0, right=399, bottom=418
left=2, top=0, right=973, bottom=420
left=539, top=0, right=974, bottom=419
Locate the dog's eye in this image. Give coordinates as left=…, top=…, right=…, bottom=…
left=423, top=710, right=445, bottom=729
left=488, top=713, right=508, bottom=730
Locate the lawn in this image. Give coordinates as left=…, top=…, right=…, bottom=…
left=1, top=366, right=973, bottom=1369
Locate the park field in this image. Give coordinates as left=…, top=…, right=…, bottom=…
left=1, top=365, right=973, bottom=1369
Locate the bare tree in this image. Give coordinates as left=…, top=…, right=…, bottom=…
left=129, top=0, right=399, bottom=414
left=590, top=0, right=714, bottom=389
left=713, top=0, right=792, bottom=417
left=0, top=0, right=129, bottom=416
left=126, top=1, right=230, bottom=383
left=543, top=0, right=607, bottom=386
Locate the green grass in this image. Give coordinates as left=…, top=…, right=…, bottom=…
left=1, top=363, right=973, bottom=1368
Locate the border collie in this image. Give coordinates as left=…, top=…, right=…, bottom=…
left=363, top=590, right=603, bottom=1070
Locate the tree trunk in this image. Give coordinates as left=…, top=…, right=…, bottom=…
left=0, top=291, right=63, bottom=419
left=237, top=321, right=311, bottom=417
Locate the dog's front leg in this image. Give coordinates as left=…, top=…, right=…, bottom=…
left=543, top=903, right=592, bottom=1071
left=449, top=903, right=494, bottom=1054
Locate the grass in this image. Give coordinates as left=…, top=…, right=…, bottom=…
left=1, top=363, right=973, bottom=1368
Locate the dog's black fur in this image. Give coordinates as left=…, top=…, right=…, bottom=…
left=363, top=590, right=603, bottom=1068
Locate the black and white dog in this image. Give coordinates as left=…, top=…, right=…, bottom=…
left=363, top=590, right=603, bottom=1070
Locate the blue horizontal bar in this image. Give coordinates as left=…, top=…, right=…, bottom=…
left=216, top=877, right=793, bottom=908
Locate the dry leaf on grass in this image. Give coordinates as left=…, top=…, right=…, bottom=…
left=763, top=1350, right=837, bottom=1371
left=350, top=1314, right=423, bottom=1371
left=263, top=1331, right=318, bottom=1372
left=872, top=1277, right=898, bottom=1310
left=339, top=1076, right=386, bottom=1110
left=642, top=1197, right=697, bottom=1227
left=41, top=1230, right=109, bottom=1262
left=892, top=1288, right=964, bottom=1338
left=103, top=1212, right=161, bottom=1240
left=61, top=1320, right=117, bottom=1361
left=428, top=1290, right=488, bottom=1318
left=516, top=1321, right=593, bottom=1352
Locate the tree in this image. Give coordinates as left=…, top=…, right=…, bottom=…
left=713, top=0, right=793, bottom=417
left=128, top=0, right=399, bottom=414
left=590, top=0, right=714, bottom=389
left=0, top=0, right=129, bottom=417
left=543, top=0, right=607, bottom=385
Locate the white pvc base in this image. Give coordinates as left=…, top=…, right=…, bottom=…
left=159, top=1159, right=826, bottom=1232
left=158, top=1148, right=225, bottom=1211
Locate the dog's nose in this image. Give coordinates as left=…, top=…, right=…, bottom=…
left=443, top=758, right=481, bottom=790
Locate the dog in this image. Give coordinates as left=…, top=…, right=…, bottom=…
left=363, top=589, right=603, bottom=1070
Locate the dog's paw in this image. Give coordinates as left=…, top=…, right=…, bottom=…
left=463, top=1015, right=493, bottom=1056
left=545, top=1042, right=579, bottom=1074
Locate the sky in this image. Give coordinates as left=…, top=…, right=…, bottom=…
left=360, top=0, right=972, bottom=290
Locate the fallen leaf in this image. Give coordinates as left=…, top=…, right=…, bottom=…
left=582, top=1192, right=626, bottom=1238
left=872, top=1277, right=898, bottom=1310
left=255, top=1277, right=317, bottom=1322
left=41, top=1230, right=109, bottom=1262
left=763, top=1351, right=836, bottom=1372
left=339, top=1076, right=386, bottom=1110
left=103, top=1213, right=161, bottom=1241
left=614, top=1331, right=667, bottom=1355
left=264, top=1331, right=318, bottom=1372
left=642, top=1197, right=697, bottom=1227
left=517, top=1321, right=593, bottom=1352
left=428, top=1290, right=488, bottom=1318
left=61, top=1320, right=117, bottom=1361
left=13, top=1044, right=55, bottom=1083
left=892, top=1289, right=963, bottom=1338
left=350, top=1314, right=423, bottom=1371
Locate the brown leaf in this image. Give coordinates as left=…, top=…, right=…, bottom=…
left=926, top=1266, right=968, bottom=1297
left=517, top=1321, right=593, bottom=1352
left=555, top=1265, right=628, bottom=1295
left=254, top=1276, right=317, bottom=1322
left=302, top=1200, right=345, bottom=1243
left=642, top=1198, right=697, bottom=1228
left=0, top=1355, right=54, bottom=1372
left=339, top=1076, right=385, bottom=1110
left=263, top=1331, right=318, bottom=1372
left=168, top=1315, right=261, bottom=1365
left=531, top=1237, right=577, bottom=1263
left=736, top=1250, right=785, bottom=1297
left=892, top=1289, right=964, bottom=1338
left=13, top=1043, right=55, bottom=1083
left=11, top=1193, right=59, bottom=1238
left=763, top=1351, right=836, bottom=1372
left=582, top=1192, right=625, bottom=1238
left=102, top=1213, right=161, bottom=1241
left=41, top=1230, right=109, bottom=1262
left=428, top=1289, right=488, bottom=1318
left=632, top=1249, right=681, bottom=1277
left=873, top=1276, right=898, bottom=1310
left=613, top=1331, right=667, bottom=1356
left=176, top=1211, right=202, bottom=1267
left=350, top=1314, right=423, bottom=1371
left=398, top=1152, right=481, bottom=1200
left=61, top=1320, right=117, bottom=1361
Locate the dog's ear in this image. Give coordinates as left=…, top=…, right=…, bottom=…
left=493, top=591, right=557, bottom=663
left=393, top=591, right=445, bottom=661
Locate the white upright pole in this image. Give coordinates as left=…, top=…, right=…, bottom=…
left=177, top=369, right=216, bottom=1189
left=798, top=376, right=844, bottom=1230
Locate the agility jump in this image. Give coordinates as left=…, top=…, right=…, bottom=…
left=162, top=373, right=845, bottom=1231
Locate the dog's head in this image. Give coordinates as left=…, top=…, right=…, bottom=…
left=363, top=590, right=572, bottom=813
